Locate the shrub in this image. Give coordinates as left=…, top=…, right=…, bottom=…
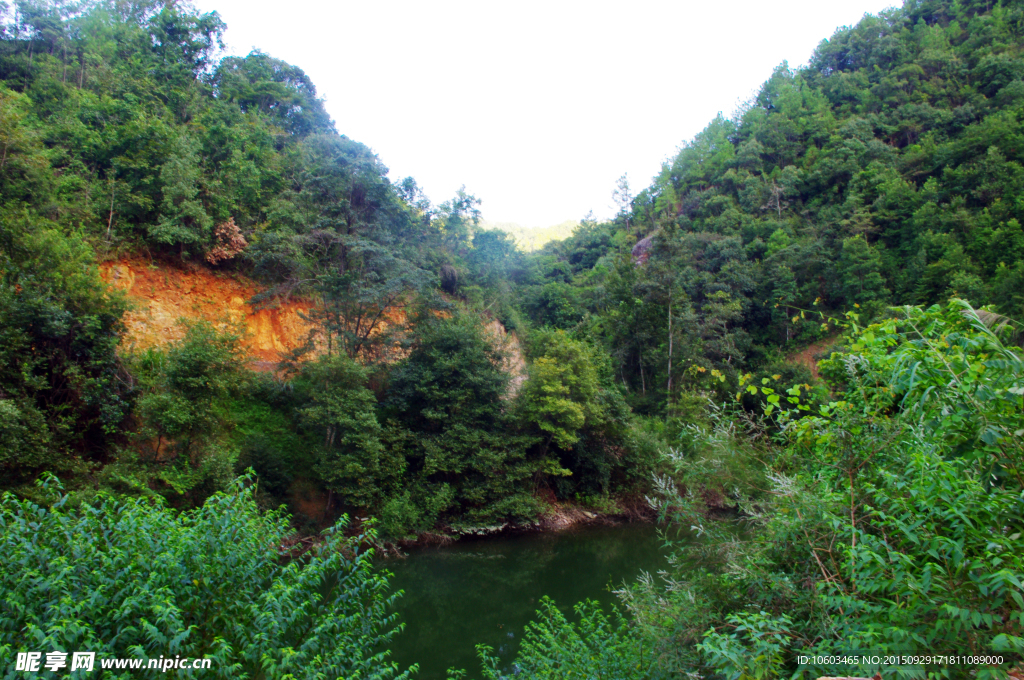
left=0, top=474, right=414, bottom=680
left=475, top=598, right=652, bottom=680
left=131, top=320, right=247, bottom=501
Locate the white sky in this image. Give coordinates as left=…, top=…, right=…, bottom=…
left=194, top=0, right=898, bottom=227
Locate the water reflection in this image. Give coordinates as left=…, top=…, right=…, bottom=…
left=380, top=522, right=669, bottom=679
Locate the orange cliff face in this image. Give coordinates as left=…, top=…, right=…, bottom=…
left=99, top=258, right=528, bottom=387
left=100, top=258, right=316, bottom=367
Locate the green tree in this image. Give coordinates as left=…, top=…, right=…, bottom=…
left=132, top=320, right=245, bottom=500
left=838, top=235, right=889, bottom=305
left=476, top=598, right=650, bottom=680
left=296, top=353, right=402, bottom=511
left=149, top=131, right=212, bottom=256
left=384, top=312, right=538, bottom=527
left=519, top=329, right=605, bottom=451
left=0, top=214, right=128, bottom=494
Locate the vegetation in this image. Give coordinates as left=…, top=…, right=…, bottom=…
left=0, top=0, right=650, bottom=523
left=486, top=302, right=1023, bottom=679
left=1, top=0, right=1023, bottom=676
left=0, top=474, right=412, bottom=679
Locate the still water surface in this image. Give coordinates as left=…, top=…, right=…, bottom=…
left=382, top=522, right=669, bottom=679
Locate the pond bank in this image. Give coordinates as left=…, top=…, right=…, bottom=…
left=393, top=494, right=657, bottom=549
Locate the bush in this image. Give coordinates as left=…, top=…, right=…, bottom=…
left=0, top=216, right=129, bottom=494
left=295, top=354, right=403, bottom=512
left=474, top=598, right=652, bottom=680
left=0, top=474, right=414, bottom=680
left=383, top=311, right=537, bottom=527
left=505, top=302, right=1024, bottom=679
left=645, top=302, right=1024, bottom=678
left=130, top=320, right=248, bottom=501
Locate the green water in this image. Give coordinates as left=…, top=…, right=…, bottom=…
left=381, top=522, right=669, bottom=679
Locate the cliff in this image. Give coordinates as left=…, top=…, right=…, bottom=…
left=99, top=259, right=527, bottom=388
left=101, top=258, right=314, bottom=368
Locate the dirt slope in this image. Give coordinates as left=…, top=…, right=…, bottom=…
left=100, top=259, right=528, bottom=384
left=101, top=258, right=315, bottom=364
left=785, top=335, right=840, bottom=379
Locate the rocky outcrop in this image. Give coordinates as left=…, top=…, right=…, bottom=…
left=483, top=318, right=526, bottom=397
left=101, top=258, right=315, bottom=365
left=631, top=229, right=661, bottom=265
left=100, top=259, right=529, bottom=381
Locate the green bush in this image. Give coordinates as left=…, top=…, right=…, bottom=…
left=383, top=311, right=538, bottom=527
left=474, top=598, right=652, bottom=680
left=658, top=303, right=1024, bottom=678
left=130, top=320, right=247, bottom=501
left=0, top=474, right=414, bottom=680
left=295, top=354, right=403, bottom=512
left=501, top=302, right=1024, bottom=679
left=0, top=216, right=129, bottom=494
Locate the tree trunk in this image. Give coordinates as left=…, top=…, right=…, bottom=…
left=638, top=346, right=646, bottom=396
left=106, top=179, right=115, bottom=241
left=666, top=294, right=673, bottom=401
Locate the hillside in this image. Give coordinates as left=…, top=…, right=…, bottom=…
left=526, top=0, right=1024, bottom=415
left=2, top=2, right=1024, bottom=676
left=1, top=0, right=1021, bottom=523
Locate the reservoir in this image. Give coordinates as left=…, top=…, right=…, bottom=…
left=382, top=521, right=669, bottom=679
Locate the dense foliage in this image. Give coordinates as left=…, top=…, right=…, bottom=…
left=525, top=0, right=1024, bottom=418
left=0, top=474, right=412, bottom=679
left=485, top=302, right=1023, bottom=679
left=3, top=0, right=1024, bottom=676
left=452, top=0, right=1024, bottom=672
left=0, top=215, right=128, bottom=495
left=0, top=0, right=650, bottom=525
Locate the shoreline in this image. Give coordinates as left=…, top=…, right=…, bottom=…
left=384, top=494, right=657, bottom=553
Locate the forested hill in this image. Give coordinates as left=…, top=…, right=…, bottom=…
left=529, top=0, right=1024, bottom=412
left=2, top=0, right=1023, bottom=525
left=3, top=1, right=1024, bottom=677
left=0, top=0, right=487, bottom=296
left=0, top=0, right=630, bottom=525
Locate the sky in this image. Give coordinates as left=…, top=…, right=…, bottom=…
left=193, top=0, right=899, bottom=228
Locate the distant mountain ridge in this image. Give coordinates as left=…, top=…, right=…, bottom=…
left=483, top=219, right=578, bottom=251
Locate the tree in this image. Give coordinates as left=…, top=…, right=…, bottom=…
left=519, top=329, right=605, bottom=451
left=296, top=354, right=401, bottom=511
left=303, top=252, right=430, bottom=362
left=435, top=186, right=481, bottom=251
left=838, top=235, right=889, bottom=305
left=149, top=132, right=212, bottom=256
left=384, top=312, right=537, bottom=526
left=212, top=50, right=334, bottom=136
left=0, top=215, right=128, bottom=494
left=132, top=320, right=245, bottom=499
left=612, top=173, right=633, bottom=235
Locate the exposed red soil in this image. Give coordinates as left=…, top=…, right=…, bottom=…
left=101, top=258, right=529, bottom=384
left=785, top=335, right=840, bottom=380
left=100, top=257, right=316, bottom=365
